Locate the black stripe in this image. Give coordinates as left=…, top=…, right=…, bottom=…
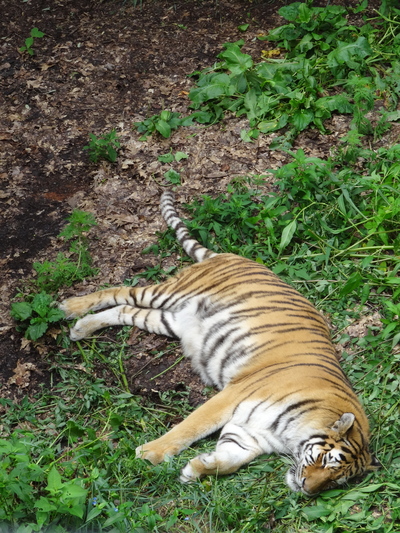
left=219, top=433, right=249, bottom=450
left=269, top=399, right=321, bottom=431
left=160, top=310, right=177, bottom=338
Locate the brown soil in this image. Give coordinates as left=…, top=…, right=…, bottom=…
left=0, top=0, right=388, bottom=405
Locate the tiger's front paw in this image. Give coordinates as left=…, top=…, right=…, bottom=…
left=59, top=297, right=89, bottom=319
left=135, top=439, right=182, bottom=466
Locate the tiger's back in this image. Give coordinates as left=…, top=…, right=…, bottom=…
left=60, top=191, right=379, bottom=495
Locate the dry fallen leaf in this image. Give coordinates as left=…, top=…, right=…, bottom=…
left=8, top=360, right=40, bottom=388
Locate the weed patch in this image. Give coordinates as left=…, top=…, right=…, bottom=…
left=83, top=130, right=121, bottom=163
left=134, top=3, right=400, bottom=145
left=19, top=27, right=45, bottom=57
left=11, top=210, right=98, bottom=341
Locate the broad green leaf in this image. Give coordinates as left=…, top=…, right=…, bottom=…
left=315, top=94, right=353, bottom=114
left=103, top=513, right=123, bottom=528
left=34, top=496, right=57, bottom=512
left=47, top=308, right=65, bottom=323
left=10, top=302, right=32, bottom=321
left=340, top=271, right=363, bottom=297
left=32, top=292, right=52, bottom=317
left=174, top=151, right=189, bottom=161
left=238, top=24, right=249, bottom=32
left=258, top=120, right=279, bottom=133
left=164, top=169, right=181, bottom=185
left=292, top=109, right=314, bottom=131
left=61, top=483, right=88, bottom=500
left=297, top=3, right=313, bottom=23
left=244, top=88, right=258, bottom=120
left=392, top=331, right=400, bottom=349
left=219, top=44, right=253, bottom=75
left=25, top=322, right=48, bottom=341
left=160, top=110, right=172, bottom=121
left=64, top=504, right=85, bottom=518
left=183, top=110, right=213, bottom=124
left=385, top=110, right=400, bottom=122
left=31, top=27, right=44, bottom=38
left=386, top=277, right=400, bottom=285
left=158, top=153, right=174, bottom=163
left=86, top=506, right=104, bottom=521
left=240, top=129, right=259, bottom=142
left=266, top=24, right=301, bottom=43
left=279, top=219, right=297, bottom=250
left=190, top=73, right=232, bottom=105
left=47, top=466, right=63, bottom=492
left=258, top=114, right=288, bottom=133
left=155, top=119, right=171, bottom=138
left=278, top=4, right=301, bottom=22
left=302, top=504, right=331, bottom=520
left=327, top=37, right=372, bottom=69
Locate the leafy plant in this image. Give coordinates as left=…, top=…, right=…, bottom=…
left=134, top=3, right=400, bottom=145
left=158, top=150, right=189, bottom=185
left=164, top=168, right=181, bottom=184
left=0, top=431, right=87, bottom=529
left=156, top=142, right=400, bottom=313
left=33, top=210, right=98, bottom=292
left=83, top=129, right=121, bottom=163
left=158, top=151, right=189, bottom=163
left=11, top=210, right=98, bottom=340
left=10, top=292, right=64, bottom=341
left=134, top=110, right=185, bottom=140
left=19, top=27, right=45, bottom=56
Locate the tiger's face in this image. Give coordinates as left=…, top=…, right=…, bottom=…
left=285, top=413, right=380, bottom=495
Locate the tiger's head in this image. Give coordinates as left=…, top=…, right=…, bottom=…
left=286, top=413, right=380, bottom=495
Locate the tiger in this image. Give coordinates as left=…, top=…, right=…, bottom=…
left=60, top=190, right=380, bottom=495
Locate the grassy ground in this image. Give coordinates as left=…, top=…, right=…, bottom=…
left=3, top=1, right=400, bottom=532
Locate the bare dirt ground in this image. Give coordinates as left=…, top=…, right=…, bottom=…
left=0, top=0, right=383, bottom=405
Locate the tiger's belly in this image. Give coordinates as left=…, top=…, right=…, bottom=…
left=175, top=297, right=255, bottom=389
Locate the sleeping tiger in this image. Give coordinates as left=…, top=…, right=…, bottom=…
left=60, top=191, right=380, bottom=495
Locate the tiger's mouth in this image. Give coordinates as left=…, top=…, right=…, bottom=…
left=285, top=465, right=338, bottom=496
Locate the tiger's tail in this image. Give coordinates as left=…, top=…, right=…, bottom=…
left=160, top=191, right=218, bottom=263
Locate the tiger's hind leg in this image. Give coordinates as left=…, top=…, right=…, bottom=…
left=180, top=423, right=264, bottom=482
left=60, top=280, right=179, bottom=320
left=68, top=305, right=179, bottom=341
left=60, top=286, right=140, bottom=319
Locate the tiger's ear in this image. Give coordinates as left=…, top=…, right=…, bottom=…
left=330, top=413, right=355, bottom=441
left=367, top=455, right=382, bottom=471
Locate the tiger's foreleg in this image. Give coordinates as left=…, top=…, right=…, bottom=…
left=180, top=423, right=264, bottom=482
left=136, top=386, right=240, bottom=466
left=68, top=306, right=178, bottom=340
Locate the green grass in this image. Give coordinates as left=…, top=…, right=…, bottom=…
left=4, top=1, right=400, bottom=532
